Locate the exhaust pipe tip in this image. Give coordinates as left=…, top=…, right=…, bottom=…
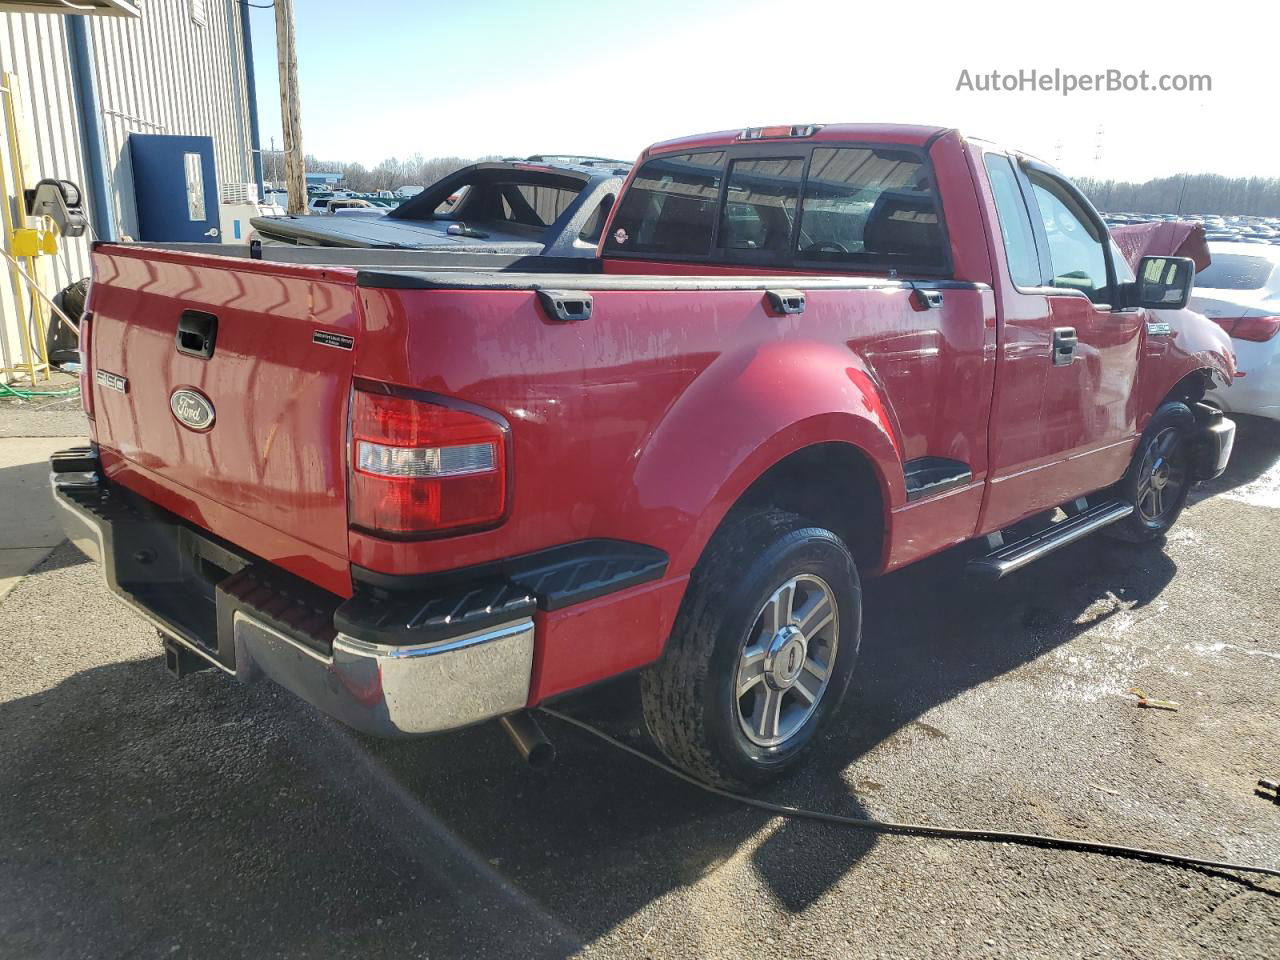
left=500, top=712, right=556, bottom=769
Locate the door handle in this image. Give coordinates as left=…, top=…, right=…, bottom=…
left=765, top=289, right=806, bottom=315
left=203, top=227, right=220, bottom=238
left=1052, top=326, right=1077, bottom=366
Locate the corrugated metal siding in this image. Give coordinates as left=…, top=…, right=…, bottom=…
left=0, top=1, right=251, bottom=377
left=0, top=12, right=91, bottom=375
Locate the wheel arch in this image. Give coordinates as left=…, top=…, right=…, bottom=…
left=710, top=441, right=889, bottom=574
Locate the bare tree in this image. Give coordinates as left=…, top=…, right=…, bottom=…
left=1076, top=173, right=1280, bottom=216
left=263, top=151, right=480, bottom=193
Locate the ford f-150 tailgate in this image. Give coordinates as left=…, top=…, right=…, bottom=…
left=85, top=245, right=359, bottom=596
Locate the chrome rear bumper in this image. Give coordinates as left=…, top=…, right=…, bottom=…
left=49, top=450, right=534, bottom=737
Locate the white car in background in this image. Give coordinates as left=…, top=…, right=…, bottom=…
left=1194, top=242, right=1280, bottom=420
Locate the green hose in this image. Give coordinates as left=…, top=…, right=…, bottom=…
left=0, top=381, right=81, bottom=400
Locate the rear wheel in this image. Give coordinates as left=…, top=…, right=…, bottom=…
left=640, top=508, right=861, bottom=789
left=1107, top=402, right=1195, bottom=542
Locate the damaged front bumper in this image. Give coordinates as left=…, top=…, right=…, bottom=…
left=49, top=448, right=535, bottom=737
left=1192, top=402, right=1236, bottom=482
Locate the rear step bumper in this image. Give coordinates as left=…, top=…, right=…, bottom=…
left=49, top=448, right=534, bottom=737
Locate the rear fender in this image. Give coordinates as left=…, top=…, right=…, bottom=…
left=625, top=340, right=903, bottom=577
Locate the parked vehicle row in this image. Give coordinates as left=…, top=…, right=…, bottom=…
left=1105, top=211, right=1280, bottom=246
left=56, top=123, right=1236, bottom=788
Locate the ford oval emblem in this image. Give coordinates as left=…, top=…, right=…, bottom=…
left=170, top=388, right=215, bottom=431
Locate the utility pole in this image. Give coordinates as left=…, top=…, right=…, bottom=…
left=273, top=0, right=306, bottom=214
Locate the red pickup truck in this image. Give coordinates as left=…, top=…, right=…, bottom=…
left=53, top=123, right=1236, bottom=788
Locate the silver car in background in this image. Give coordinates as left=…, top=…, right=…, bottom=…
left=1195, top=242, right=1280, bottom=420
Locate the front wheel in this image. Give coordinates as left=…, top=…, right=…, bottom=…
left=640, top=509, right=861, bottom=789
left=1107, top=401, right=1195, bottom=543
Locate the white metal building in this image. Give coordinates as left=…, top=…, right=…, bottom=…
left=0, top=0, right=264, bottom=382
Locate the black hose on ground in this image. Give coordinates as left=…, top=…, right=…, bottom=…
left=539, top=707, right=1280, bottom=883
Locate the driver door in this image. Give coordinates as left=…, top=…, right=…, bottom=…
left=981, top=157, right=1144, bottom=531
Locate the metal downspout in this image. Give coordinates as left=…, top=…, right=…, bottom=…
left=65, top=16, right=115, bottom=242
left=238, top=0, right=266, bottom=200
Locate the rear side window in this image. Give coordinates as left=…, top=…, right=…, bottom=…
left=796, top=147, right=947, bottom=270
left=984, top=154, right=1042, bottom=287
left=718, top=158, right=804, bottom=253
left=1196, top=253, right=1275, bottom=290
left=603, top=152, right=725, bottom=257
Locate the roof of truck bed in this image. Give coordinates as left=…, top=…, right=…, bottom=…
left=646, top=123, right=953, bottom=156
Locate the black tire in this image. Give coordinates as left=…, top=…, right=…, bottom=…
left=640, top=508, right=861, bottom=789
left=1106, top=401, right=1196, bottom=543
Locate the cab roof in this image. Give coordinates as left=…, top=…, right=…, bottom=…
left=645, top=123, right=954, bottom=157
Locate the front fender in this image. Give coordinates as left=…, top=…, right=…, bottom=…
left=624, top=340, right=904, bottom=578
left=1140, top=308, right=1235, bottom=427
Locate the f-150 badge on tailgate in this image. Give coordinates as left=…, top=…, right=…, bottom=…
left=170, top=388, right=215, bottom=432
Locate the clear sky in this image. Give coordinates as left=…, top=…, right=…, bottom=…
left=248, top=0, right=1279, bottom=183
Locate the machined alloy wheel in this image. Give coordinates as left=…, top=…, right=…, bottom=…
left=735, top=574, right=839, bottom=747
left=1106, top=401, right=1195, bottom=543
left=1135, top=426, right=1188, bottom=523
left=640, top=508, right=861, bottom=789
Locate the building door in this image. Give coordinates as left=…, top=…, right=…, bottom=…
left=128, top=134, right=221, bottom=242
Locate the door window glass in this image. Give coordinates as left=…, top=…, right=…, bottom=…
left=1026, top=171, right=1110, bottom=303
left=184, top=153, right=205, bottom=221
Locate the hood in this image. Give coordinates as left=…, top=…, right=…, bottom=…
left=1110, top=221, right=1211, bottom=273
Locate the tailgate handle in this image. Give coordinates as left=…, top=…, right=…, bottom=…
left=177, top=310, right=218, bottom=360
left=537, top=289, right=592, bottom=323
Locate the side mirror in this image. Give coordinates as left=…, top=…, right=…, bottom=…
left=1132, top=255, right=1195, bottom=310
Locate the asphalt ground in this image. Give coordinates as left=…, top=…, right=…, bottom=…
left=1, top=408, right=1277, bottom=959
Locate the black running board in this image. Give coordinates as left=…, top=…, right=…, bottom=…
left=966, top=501, right=1133, bottom=581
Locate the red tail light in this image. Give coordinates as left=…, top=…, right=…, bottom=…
left=79, top=311, right=94, bottom=420
left=1232, top=315, right=1280, bottom=343
left=349, top=383, right=508, bottom=536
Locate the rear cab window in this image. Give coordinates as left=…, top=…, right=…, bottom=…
left=604, top=152, right=725, bottom=256
left=797, top=147, right=947, bottom=271
left=603, top=143, right=950, bottom=274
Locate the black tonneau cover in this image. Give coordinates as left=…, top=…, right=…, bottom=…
left=250, top=214, right=547, bottom=253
